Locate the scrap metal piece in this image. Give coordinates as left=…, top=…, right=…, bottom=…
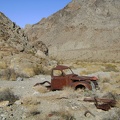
left=94, top=97, right=111, bottom=111
left=83, top=97, right=116, bottom=111
left=34, top=81, right=51, bottom=86
left=84, top=110, right=95, bottom=117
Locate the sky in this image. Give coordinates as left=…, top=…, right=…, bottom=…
left=0, top=0, right=71, bottom=28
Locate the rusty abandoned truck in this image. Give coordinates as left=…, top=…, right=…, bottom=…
left=34, top=65, right=99, bottom=91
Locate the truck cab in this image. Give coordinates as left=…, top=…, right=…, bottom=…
left=50, top=65, right=98, bottom=91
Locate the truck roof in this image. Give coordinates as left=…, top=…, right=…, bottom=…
left=52, top=65, right=69, bottom=70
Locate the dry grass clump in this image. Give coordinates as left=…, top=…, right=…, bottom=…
left=74, top=61, right=102, bottom=68
left=114, top=75, right=120, bottom=84
left=22, top=96, right=41, bottom=117
left=99, top=77, right=110, bottom=83
left=100, top=82, right=120, bottom=95
left=116, top=99, right=120, bottom=108
left=97, top=71, right=120, bottom=94
left=80, top=70, right=91, bottom=75
left=83, top=89, right=95, bottom=97
left=25, top=106, right=41, bottom=117
left=0, top=61, right=7, bottom=69
left=60, top=86, right=78, bottom=99
left=100, top=83, right=113, bottom=93
left=110, top=93, right=120, bottom=108
left=107, top=93, right=120, bottom=109
left=33, top=85, right=49, bottom=93
left=111, top=88, right=120, bottom=95
left=61, top=86, right=94, bottom=99
left=110, top=72, right=120, bottom=84
left=48, top=109, right=75, bottom=120
left=79, top=65, right=103, bottom=75
left=99, top=72, right=120, bottom=94
left=22, top=96, right=41, bottom=107
left=80, top=69, right=99, bottom=75
left=0, top=87, right=19, bottom=104
left=102, top=108, right=120, bottom=120
left=62, top=86, right=74, bottom=92
left=103, top=63, right=119, bottom=72
left=73, top=62, right=120, bottom=75
left=0, top=68, right=17, bottom=81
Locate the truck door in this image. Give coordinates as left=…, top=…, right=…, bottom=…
left=51, top=69, right=67, bottom=90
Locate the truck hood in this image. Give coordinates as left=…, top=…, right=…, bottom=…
left=71, top=74, right=98, bottom=81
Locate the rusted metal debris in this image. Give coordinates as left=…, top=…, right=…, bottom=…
left=34, top=81, right=51, bottom=90
left=83, top=97, right=116, bottom=111
left=84, top=110, right=95, bottom=117
left=82, top=104, right=95, bottom=117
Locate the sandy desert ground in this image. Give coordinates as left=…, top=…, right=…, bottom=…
left=0, top=63, right=120, bottom=120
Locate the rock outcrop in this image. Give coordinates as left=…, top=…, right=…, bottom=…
left=0, top=12, right=51, bottom=80
left=24, top=0, right=120, bottom=62
left=0, top=12, right=29, bottom=52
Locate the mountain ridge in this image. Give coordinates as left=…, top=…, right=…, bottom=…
left=24, top=0, right=120, bottom=62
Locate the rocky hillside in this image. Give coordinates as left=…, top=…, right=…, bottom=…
left=0, top=12, right=54, bottom=80
left=25, top=0, right=120, bottom=62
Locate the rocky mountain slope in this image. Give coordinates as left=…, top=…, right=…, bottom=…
left=0, top=12, right=53, bottom=80
left=25, top=0, right=120, bottom=62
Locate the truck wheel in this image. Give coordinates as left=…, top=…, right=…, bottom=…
left=75, top=85, right=85, bottom=90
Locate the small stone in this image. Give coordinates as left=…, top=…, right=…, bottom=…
left=0, top=101, right=9, bottom=107
left=16, top=77, right=23, bottom=81
left=15, top=100, right=22, bottom=105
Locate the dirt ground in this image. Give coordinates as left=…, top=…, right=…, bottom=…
left=0, top=68, right=120, bottom=120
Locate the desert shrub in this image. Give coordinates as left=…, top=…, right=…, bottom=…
left=116, top=99, right=120, bottom=108
left=22, top=96, right=41, bottom=107
left=110, top=72, right=120, bottom=84
left=0, top=61, right=7, bottom=69
left=102, top=108, right=120, bottom=120
left=83, top=89, right=95, bottom=97
left=60, top=86, right=78, bottom=99
left=27, top=49, right=35, bottom=55
left=80, top=70, right=98, bottom=75
left=80, top=65, right=103, bottom=75
left=0, top=88, right=19, bottom=103
left=22, top=96, right=41, bottom=117
left=112, top=93, right=120, bottom=108
left=111, top=88, right=120, bottom=95
left=0, top=68, right=17, bottom=81
left=116, top=98, right=120, bottom=108
left=100, top=83, right=112, bottom=92
left=62, top=86, right=74, bottom=92
left=25, top=106, right=41, bottom=117
left=100, top=77, right=110, bottom=83
left=103, top=64, right=119, bottom=72
left=80, top=70, right=90, bottom=75
left=48, top=110, right=76, bottom=120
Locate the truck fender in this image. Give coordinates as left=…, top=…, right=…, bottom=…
left=71, top=82, right=92, bottom=90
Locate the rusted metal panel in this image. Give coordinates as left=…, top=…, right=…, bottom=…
left=84, top=97, right=116, bottom=111
left=51, top=75, right=68, bottom=90
left=52, top=65, right=70, bottom=70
